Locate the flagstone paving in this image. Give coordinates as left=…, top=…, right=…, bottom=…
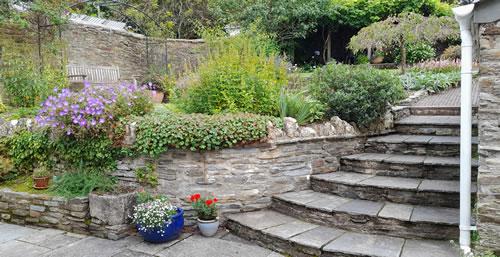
left=0, top=223, right=283, bottom=257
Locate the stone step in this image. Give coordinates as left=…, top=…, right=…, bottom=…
left=365, top=134, right=478, bottom=157
left=271, top=190, right=459, bottom=240
left=395, top=115, right=478, bottom=136
left=340, top=153, right=478, bottom=181
left=310, top=172, right=477, bottom=208
left=408, top=106, right=478, bottom=116
left=226, top=210, right=459, bottom=257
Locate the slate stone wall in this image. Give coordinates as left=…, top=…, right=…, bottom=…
left=114, top=135, right=365, bottom=224
left=0, top=189, right=133, bottom=240
left=62, top=23, right=205, bottom=81
left=477, top=20, right=500, bottom=254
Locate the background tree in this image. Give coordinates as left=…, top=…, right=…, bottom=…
left=348, top=12, right=459, bottom=73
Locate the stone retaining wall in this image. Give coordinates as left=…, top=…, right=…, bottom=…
left=114, top=135, right=365, bottom=224
left=0, top=189, right=133, bottom=240
left=63, top=23, right=205, bottom=81
left=477, top=20, right=500, bottom=254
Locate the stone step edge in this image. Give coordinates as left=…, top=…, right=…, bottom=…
left=226, top=210, right=459, bottom=257
left=272, top=191, right=459, bottom=226
left=367, top=135, right=479, bottom=145
left=310, top=172, right=478, bottom=194
left=395, top=117, right=478, bottom=126
left=341, top=153, right=479, bottom=167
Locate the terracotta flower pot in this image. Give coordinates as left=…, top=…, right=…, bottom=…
left=149, top=90, right=164, bottom=103
left=33, top=177, right=50, bottom=190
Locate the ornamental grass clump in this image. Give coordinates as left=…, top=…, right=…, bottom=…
left=189, top=193, right=218, bottom=221
left=132, top=197, right=178, bottom=235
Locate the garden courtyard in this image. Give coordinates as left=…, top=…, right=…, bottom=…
left=1, top=0, right=500, bottom=257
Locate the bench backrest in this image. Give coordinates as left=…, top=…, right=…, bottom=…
left=67, top=65, right=121, bottom=83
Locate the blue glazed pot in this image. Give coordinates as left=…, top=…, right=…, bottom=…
left=137, top=208, right=184, bottom=243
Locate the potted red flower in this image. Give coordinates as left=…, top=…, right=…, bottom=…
left=189, top=193, right=219, bottom=237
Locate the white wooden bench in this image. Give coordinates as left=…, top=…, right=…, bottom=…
left=67, top=65, right=121, bottom=84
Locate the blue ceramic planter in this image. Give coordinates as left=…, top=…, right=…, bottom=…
left=137, top=208, right=184, bottom=243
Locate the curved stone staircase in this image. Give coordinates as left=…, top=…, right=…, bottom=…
left=226, top=106, right=478, bottom=257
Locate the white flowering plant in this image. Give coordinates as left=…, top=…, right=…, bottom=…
left=132, top=197, right=178, bottom=234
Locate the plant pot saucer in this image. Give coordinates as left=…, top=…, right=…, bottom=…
left=33, top=185, right=49, bottom=190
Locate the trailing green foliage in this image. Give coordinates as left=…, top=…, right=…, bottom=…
left=132, top=112, right=280, bottom=157
left=7, top=129, right=52, bottom=173
left=135, top=163, right=159, bottom=187
left=279, top=89, right=325, bottom=125
left=180, top=32, right=287, bottom=116
left=309, top=63, right=405, bottom=127
left=50, top=171, right=117, bottom=198
left=400, top=71, right=460, bottom=93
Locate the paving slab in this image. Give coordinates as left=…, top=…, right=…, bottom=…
left=418, top=179, right=460, bottom=193
left=402, top=135, right=434, bottom=144
left=111, top=249, right=155, bottom=257
left=334, top=199, right=384, bottom=216
left=289, top=226, right=345, bottom=249
left=358, top=176, right=422, bottom=190
left=410, top=206, right=459, bottom=225
left=275, top=190, right=320, bottom=205
left=156, top=235, right=279, bottom=257
left=378, top=203, right=414, bottom=221
left=16, top=228, right=66, bottom=244
left=401, top=239, right=459, bottom=257
left=0, top=240, right=51, bottom=257
left=323, top=232, right=405, bottom=257
left=305, top=194, right=352, bottom=212
left=428, top=136, right=461, bottom=145
left=0, top=223, right=40, bottom=243
left=396, top=115, right=461, bottom=126
left=35, top=233, right=83, bottom=250
left=262, top=220, right=318, bottom=240
left=43, top=236, right=132, bottom=257
left=316, top=172, right=373, bottom=185
left=127, top=234, right=189, bottom=255
left=383, top=154, right=426, bottom=165
left=368, top=135, right=411, bottom=143
left=423, top=156, right=460, bottom=166
left=226, top=210, right=296, bottom=231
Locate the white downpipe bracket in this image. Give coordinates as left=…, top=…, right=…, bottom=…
left=453, top=3, right=475, bottom=254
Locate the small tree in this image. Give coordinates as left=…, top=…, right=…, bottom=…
left=348, top=12, right=459, bottom=73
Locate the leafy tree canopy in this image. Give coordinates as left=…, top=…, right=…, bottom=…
left=348, top=12, right=459, bottom=72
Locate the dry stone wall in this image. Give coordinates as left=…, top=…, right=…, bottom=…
left=477, top=20, right=500, bottom=254
left=63, top=23, right=205, bottom=81
left=115, top=131, right=365, bottom=225
left=0, top=188, right=134, bottom=240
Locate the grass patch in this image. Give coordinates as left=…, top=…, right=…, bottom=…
left=1, top=175, right=49, bottom=195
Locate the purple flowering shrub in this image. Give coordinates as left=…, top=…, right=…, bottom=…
left=35, top=83, right=152, bottom=137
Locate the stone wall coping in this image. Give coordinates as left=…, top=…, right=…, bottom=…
left=274, top=134, right=364, bottom=145
left=66, top=22, right=204, bottom=44
left=0, top=188, right=88, bottom=202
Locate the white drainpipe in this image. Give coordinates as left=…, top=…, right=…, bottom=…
left=453, top=4, right=475, bottom=254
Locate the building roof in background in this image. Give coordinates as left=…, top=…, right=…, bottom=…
left=69, top=14, right=127, bottom=31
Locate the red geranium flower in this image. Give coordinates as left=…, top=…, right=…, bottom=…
left=190, top=193, right=201, bottom=202
left=205, top=199, right=213, bottom=206
left=213, top=198, right=218, bottom=203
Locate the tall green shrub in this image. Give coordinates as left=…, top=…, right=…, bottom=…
left=309, top=64, right=405, bottom=127
left=181, top=33, right=287, bottom=116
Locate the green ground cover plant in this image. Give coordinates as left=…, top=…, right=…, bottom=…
left=132, top=111, right=281, bottom=157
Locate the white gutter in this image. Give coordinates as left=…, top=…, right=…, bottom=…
left=453, top=3, right=475, bottom=254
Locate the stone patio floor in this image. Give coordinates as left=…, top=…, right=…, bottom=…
left=0, top=223, right=283, bottom=257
